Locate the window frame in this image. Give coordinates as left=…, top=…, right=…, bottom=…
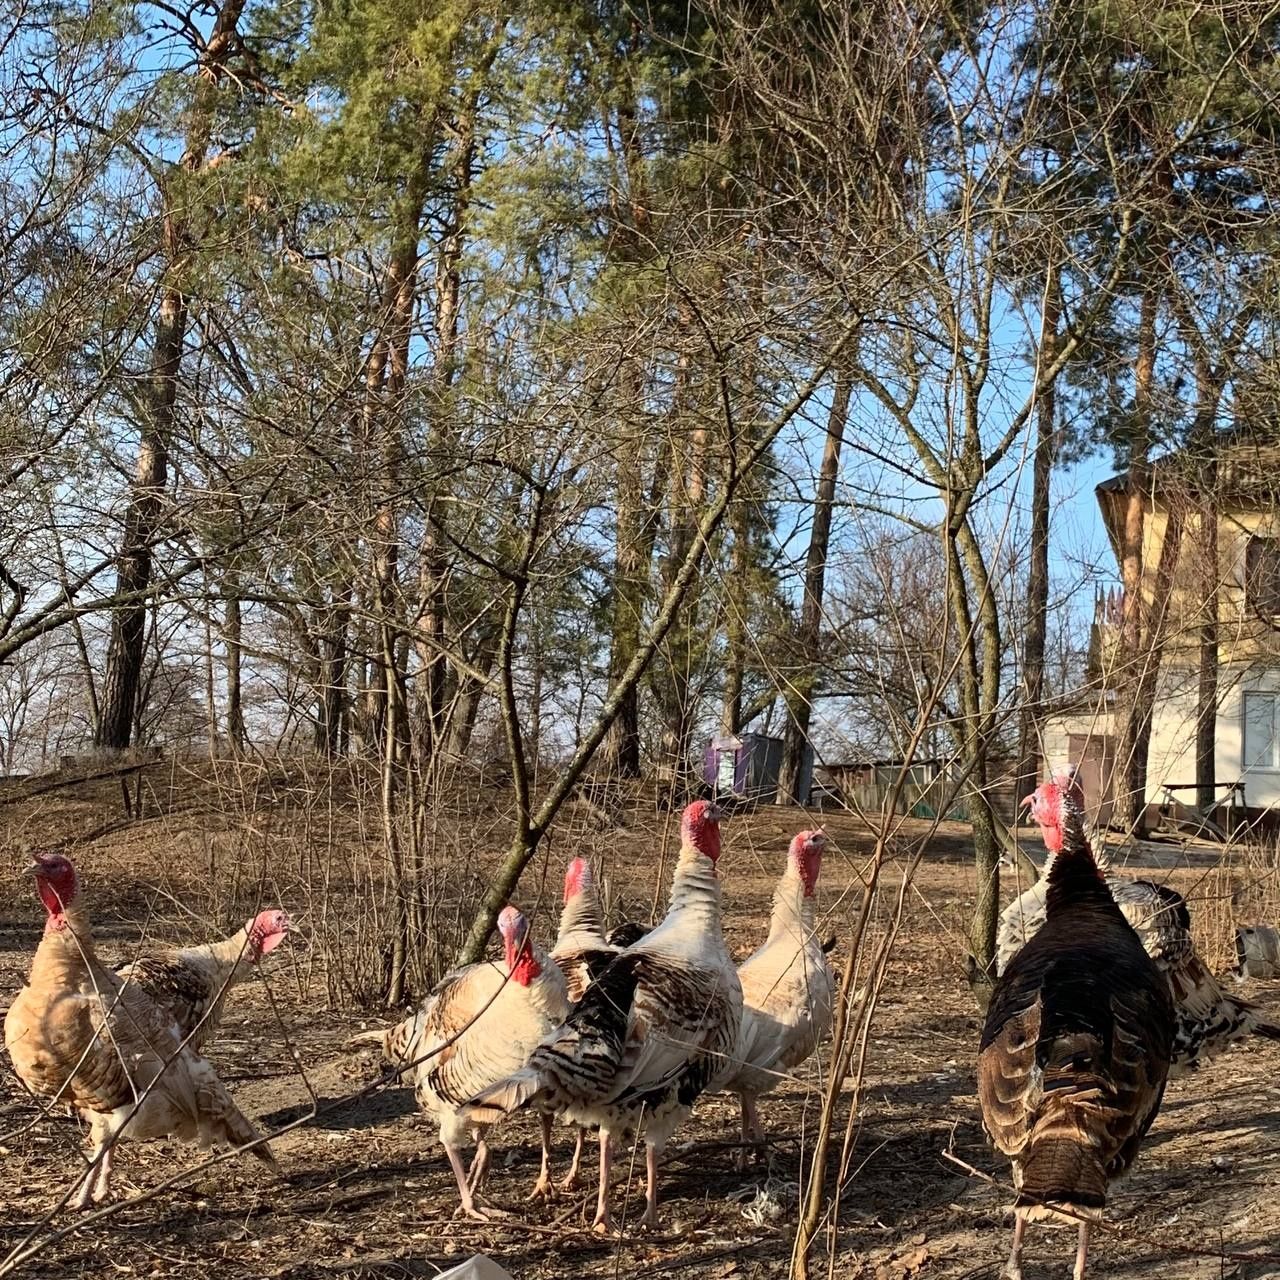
left=1245, top=535, right=1280, bottom=618
left=1243, top=690, right=1280, bottom=772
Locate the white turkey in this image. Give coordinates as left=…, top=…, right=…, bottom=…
left=467, top=799, right=742, bottom=1233
left=712, top=828, right=834, bottom=1165
left=371, top=904, right=569, bottom=1217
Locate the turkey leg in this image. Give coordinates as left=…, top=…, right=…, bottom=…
left=465, top=1137, right=491, bottom=1193
left=445, top=1143, right=505, bottom=1221
left=1073, top=1222, right=1090, bottom=1280
left=528, top=1113, right=556, bottom=1200
left=639, top=1142, right=660, bottom=1230
left=558, top=1126, right=585, bottom=1191
left=591, top=1131, right=613, bottom=1234
left=74, top=1121, right=115, bottom=1210
left=1004, top=1210, right=1026, bottom=1280
left=736, top=1094, right=765, bottom=1170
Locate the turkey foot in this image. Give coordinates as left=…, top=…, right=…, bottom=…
left=74, top=1146, right=113, bottom=1210
left=453, top=1200, right=510, bottom=1222
left=527, top=1113, right=557, bottom=1200
left=527, top=1173, right=557, bottom=1202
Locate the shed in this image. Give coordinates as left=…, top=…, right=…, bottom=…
left=704, top=733, right=812, bottom=804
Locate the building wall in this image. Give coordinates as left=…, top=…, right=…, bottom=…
left=1044, top=661, right=1280, bottom=814
left=1211, top=663, right=1280, bottom=810
left=1103, top=499, right=1280, bottom=669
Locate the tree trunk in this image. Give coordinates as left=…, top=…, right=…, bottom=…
left=721, top=487, right=750, bottom=735
left=203, top=602, right=217, bottom=755
left=97, top=320, right=178, bottom=750
left=313, top=596, right=350, bottom=758
left=1015, top=279, right=1059, bottom=802
left=968, top=786, right=1000, bottom=1002
left=601, top=91, right=658, bottom=780
left=443, top=622, right=499, bottom=760
left=1195, top=464, right=1219, bottom=815
left=416, top=101, right=475, bottom=766
left=777, top=369, right=851, bottom=804
left=1112, top=275, right=1158, bottom=832
left=654, top=305, right=708, bottom=795
left=224, top=588, right=245, bottom=756
left=603, top=405, right=649, bottom=778
left=1124, top=498, right=1186, bottom=826
left=96, top=0, right=246, bottom=751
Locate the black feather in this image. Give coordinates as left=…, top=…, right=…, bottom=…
left=606, top=921, right=650, bottom=950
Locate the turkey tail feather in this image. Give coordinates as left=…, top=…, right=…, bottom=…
left=245, top=1134, right=282, bottom=1175
left=1016, top=1137, right=1107, bottom=1220
left=465, top=1068, right=545, bottom=1122
left=1253, top=1017, right=1280, bottom=1041
left=215, top=1096, right=281, bottom=1175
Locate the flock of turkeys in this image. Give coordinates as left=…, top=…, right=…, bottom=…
left=4, top=780, right=1278, bottom=1278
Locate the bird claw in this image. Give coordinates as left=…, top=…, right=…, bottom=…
left=454, top=1200, right=510, bottom=1222
left=527, top=1176, right=557, bottom=1202
left=556, top=1170, right=580, bottom=1192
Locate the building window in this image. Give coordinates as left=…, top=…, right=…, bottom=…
left=1244, top=692, right=1280, bottom=771
left=1245, top=537, right=1280, bottom=617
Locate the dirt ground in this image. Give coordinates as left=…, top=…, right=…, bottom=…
left=2, top=762, right=1280, bottom=1279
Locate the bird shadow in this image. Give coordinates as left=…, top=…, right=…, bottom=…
left=261, top=1087, right=418, bottom=1131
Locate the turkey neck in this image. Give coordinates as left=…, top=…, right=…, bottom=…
left=765, top=866, right=815, bottom=946
left=190, top=926, right=258, bottom=977
left=660, top=844, right=724, bottom=936
left=31, top=903, right=100, bottom=985
left=557, top=883, right=605, bottom=943
left=515, top=947, right=569, bottom=1020
left=1041, top=829, right=1113, bottom=882
left=1044, top=811, right=1115, bottom=914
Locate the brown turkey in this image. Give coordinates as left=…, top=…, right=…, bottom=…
left=998, top=773, right=1280, bottom=1072
left=979, top=774, right=1174, bottom=1280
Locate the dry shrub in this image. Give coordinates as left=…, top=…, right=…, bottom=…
left=1174, top=821, right=1280, bottom=974
left=80, top=755, right=502, bottom=1010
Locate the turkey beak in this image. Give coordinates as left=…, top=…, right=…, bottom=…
left=23, top=860, right=42, bottom=876
left=1019, top=793, right=1035, bottom=811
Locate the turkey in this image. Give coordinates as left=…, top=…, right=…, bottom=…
left=549, top=857, right=622, bottom=1191
left=116, top=908, right=290, bottom=1052
left=999, top=770, right=1280, bottom=1072
left=712, top=829, right=834, bottom=1166
left=3, top=854, right=279, bottom=1209
left=468, top=799, right=742, bottom=1233
left=371, top=905, right=569, bottom=1217
left=551, top=857, right=619, bottom=1003
left=980, top=775, right=1174, bottom=1280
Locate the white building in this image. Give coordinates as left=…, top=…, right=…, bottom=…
left=1043, top=430, right=1280, bottom=825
